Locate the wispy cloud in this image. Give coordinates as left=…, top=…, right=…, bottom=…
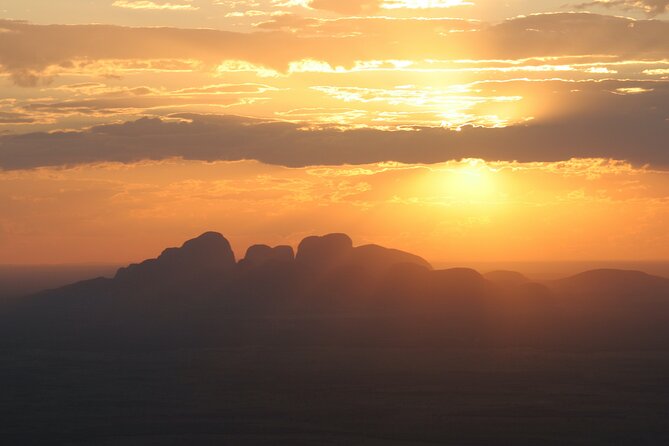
left=111, top=0, right=199, bottom=11
left=307, top=0, right=472, bottom=14
left=575, top=0, right=669, bottom=16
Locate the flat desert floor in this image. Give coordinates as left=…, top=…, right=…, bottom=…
left=2, top=347, right=668, bottom=445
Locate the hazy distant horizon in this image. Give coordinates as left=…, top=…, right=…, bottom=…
left=3, top=255, right=669, bottom=300
left=4, top=258, right=669, bottom=273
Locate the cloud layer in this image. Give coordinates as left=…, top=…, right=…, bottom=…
left=3, top=14, right=669, bottom=85
left=2, top=13, right=669, bottom=168
left=576, top=0, right=669, bottom=16
left=2, top=89, right=668, bottom=170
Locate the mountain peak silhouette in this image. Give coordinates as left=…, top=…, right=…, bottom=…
left=164, top=231, right=234, bottom=262
left=240, top=244, right=295, bottom=269
left=551, top=268, right=669, bottom=302
left=4, top=232, right=669, bottom=350
left=182, top=231, right=229, bottom=248
left=351, top=244, right=432, bottom=274
left=295, top=233, right=354, bottom=268
left=115, top=231, right=236, bottom=282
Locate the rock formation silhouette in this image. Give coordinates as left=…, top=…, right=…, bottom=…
left=240, top=244, right=294, bottom=269
left=115, top=231, right=236, bottom=282
left=1, top=232, right=668, bottom=350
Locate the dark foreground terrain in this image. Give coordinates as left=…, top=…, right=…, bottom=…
left=0, top=347, right=669, bottom=446
left=2, top=347, right=669, bottom=445
left=2, top=232, right=669, bottom=445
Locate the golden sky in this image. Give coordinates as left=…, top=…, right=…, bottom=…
left=1, top=0, right=668, bottom=264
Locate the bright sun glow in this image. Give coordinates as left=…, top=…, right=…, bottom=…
left=445, top=159, right=497, bottom=202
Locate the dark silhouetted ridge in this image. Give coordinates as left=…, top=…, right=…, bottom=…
left=115, top=231, right=236, bottom=283
left=295, top=233, right=354, bottom=269
left=484, top=270, right=531, bottom=287
left=549, top=268, right=669, bottom=306
left=553, top=269, right=668, bottom=292
left=2, top=233, right=669, bottom=350
left=240, top=244, right=294, bottom=269
left=351, top=244, right=432, bottom=274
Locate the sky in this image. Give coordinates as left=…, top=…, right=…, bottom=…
left=1, top=0, right=668, bottom=265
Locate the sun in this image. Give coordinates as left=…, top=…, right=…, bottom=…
left=446, top=159, right=497, bottom=202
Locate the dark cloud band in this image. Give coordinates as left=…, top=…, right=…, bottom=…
left=1, top=102, right=668, bottom=170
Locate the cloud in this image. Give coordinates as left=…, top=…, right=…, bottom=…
left=111, top=0, right=200, bottom=10
left=307, top=0, right=472, bottom=14
left=254, top=14, right=478, bottom=36
left=379, top=0, right=473, bottom=9
left=576, top=0, right=669, bottom=16
left=308, top=0, right=380, bottom=14
left=0, top=112, right=35, bottom=124
left=2, top=78, right=669, bottom=170
left=3, top=14, right=669, bottom=85
left=18, top=83, right=276, bottom=117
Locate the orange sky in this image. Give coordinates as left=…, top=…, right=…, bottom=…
left=1, top=0, right=668, bottom=264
